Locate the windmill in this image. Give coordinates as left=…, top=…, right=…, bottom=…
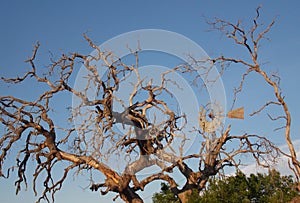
left=199, top=105, right=244, bottom=133
left=199, top=105, right=244, bottom=154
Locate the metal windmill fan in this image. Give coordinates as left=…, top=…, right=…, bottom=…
left=199, top=104, right=244, bottom=133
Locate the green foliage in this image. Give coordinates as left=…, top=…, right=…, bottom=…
left=200, top=170, right=298, bottom=203
left=152, top=183, right=179, bottom=203
left=152, top=170, right=299, bottom=203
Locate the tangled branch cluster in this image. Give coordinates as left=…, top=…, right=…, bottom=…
left=1, top=7, right=297, bottom=203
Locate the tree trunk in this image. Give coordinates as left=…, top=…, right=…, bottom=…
left=119, top=187, right=143, bottom=203
left=177, top=189, right=192, bottom=203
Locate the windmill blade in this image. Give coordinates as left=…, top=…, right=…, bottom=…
left=227, top=107, right=244, bottom=119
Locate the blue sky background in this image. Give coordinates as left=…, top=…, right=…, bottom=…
left=1, top=1, right=300, bottom=203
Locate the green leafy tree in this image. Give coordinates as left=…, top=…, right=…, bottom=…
left=153, top=170, right=299, bottom=203
left=152, top=183, right=179, bottom=203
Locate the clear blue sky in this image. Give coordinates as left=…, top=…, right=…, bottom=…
left=1, top=1, right=300, bottom=203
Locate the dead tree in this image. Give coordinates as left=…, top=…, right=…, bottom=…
left=0, top=8, right=292, bottom=203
